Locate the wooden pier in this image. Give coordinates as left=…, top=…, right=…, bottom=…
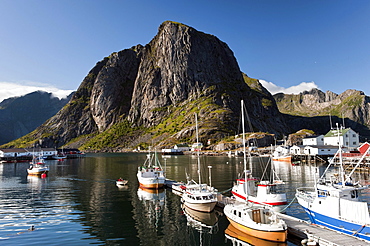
left=165, top=179, right=369, bottom=245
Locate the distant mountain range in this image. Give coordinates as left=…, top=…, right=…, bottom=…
left=274, top=88, right=370, bottom=140
left=1, top=21, right=370, bottom=150
left=0, top=91, right=73, bottom=145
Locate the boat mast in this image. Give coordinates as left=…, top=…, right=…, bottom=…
left=241, top=100, right=248, bottom=193
left=337, top=123, right=345, bottom=186
left=195, top=113, right=202, bottom=188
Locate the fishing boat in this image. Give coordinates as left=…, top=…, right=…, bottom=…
left=224, top=202, right=287, bottom=242
left=137, top=150, right=165, bottom=189
left=181, top=113, right=217, bottom=213
left=272, top=145, right=292, bottom=162
left=296, top=126, right=370, bottom=241
left=231, top=100, right=287, bottom=212
left=116, top=178, right=128, bottom=186
left=27, top=155, right=49, bottom=175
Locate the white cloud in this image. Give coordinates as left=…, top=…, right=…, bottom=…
left=259, top=80, right=319, bottom=95
left=0, top=81, right=74, bottom=102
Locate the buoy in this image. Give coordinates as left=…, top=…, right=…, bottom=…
left=41, top=173, right=47, bottom=178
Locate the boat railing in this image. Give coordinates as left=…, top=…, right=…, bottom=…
left=296, top=187, right=316, bottom=202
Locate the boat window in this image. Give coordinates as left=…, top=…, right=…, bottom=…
left=233, top=210, right=236, bottom=216
left=238, top=212, right=241, bottom=217
left=351, top=190, right=358, bottom=198
left=197, top=196, right=201, bottom=200
left=202, top=196, right=208, bottom=200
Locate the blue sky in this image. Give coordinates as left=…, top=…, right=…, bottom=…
left=1, top=0, right=370, bottom=101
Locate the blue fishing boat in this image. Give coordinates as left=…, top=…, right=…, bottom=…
left=296, top=126, right=370, bottom=241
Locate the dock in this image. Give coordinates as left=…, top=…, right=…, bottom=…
left=165, top=179, right=369, bottom=246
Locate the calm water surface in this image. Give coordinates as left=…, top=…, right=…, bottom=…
left=1, top=153, right=369, bottom=245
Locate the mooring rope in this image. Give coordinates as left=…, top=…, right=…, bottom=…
left=280, top=196, right=297, bottom=213
left=217, top=187, right=232, bottom=194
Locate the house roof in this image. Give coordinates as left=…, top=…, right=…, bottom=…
left=324, top=128, right=351, bottom=137
left=303, top=135, right=323, bottom=139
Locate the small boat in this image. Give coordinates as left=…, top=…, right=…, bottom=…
left=116, top=178, right=128, bottom=186
left=296, top=126, right=370, bottom=241
left=224, top=202, right=287, bottom=242
left=182, top=180, right=217, bottom=212
left=181, top=113, right=217, bottom=213
left=272, top=144, right=291, bottom=163
left=137, top=150, right=165, bottom=189
left=27, top=155, right=49, bottom=175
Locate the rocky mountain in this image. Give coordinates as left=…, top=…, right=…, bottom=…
left=274, top=88, right=370, bottom=140
left=2, top=21, right=289, bottom=151
left=0, top=91, right=73, bottom=145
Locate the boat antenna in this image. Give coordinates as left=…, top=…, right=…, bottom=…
left=342, top=113, right=345, bottom=128
left=329, top=113, right=333, bottom=129
left=195, top=113, right=202, bottom=188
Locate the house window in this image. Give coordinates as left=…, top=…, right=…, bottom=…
left=353, top=142, right=357, bottom=145
left=353, top=134, right=356, bottom=137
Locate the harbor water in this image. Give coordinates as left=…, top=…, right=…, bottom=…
left=1, top=153, right=369, bottom=245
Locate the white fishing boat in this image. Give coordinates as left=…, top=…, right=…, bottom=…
left=224, top=202, right=287, bottom=242
left=181, top=113, right=217, bottom=213
left=231, top=100, right=287, bottom=212
left=296, top=125, right=370, bottom=241
left=137, top=150, right=165, bottom=189
left=27, top=155, right=49, bottom=175
left=116, top=178, right=128, bottom=186
left=272, top=145, right=292, bottom=162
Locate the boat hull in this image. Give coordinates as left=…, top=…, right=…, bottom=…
left=138, top=180, right=165, bottom=189
left=299, top=203, right=370, bottom=241
left=226, top=216, right=287, bottom=242
left=231, top=185, right=287, bottom=213
left=272, top=156, right=291, bottom=162
left=225, top=224, right=287, bottom=246
left=27, top=169, right=49, bottom=175
left=183, top=200, right=217, bottom=213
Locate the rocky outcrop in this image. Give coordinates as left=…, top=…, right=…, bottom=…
left=1, top=21, right=289, bottom=150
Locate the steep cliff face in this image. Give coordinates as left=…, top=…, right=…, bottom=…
left=4, top=21, right=288, bottom=150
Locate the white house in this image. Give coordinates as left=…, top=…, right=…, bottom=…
left=303, top=145, right=339, bottom=156
left=174, top=144, right=190, bottom=152
left=324, top=128, right=359, bottom=148
left=302, top=135, right=324, bottom=146
left=290, top=145, right=304, bottom=155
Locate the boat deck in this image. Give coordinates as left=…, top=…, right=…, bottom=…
left=165, top=179, right=369, bottom=245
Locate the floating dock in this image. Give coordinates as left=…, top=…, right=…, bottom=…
left=165, top=179, right=369, bottom=245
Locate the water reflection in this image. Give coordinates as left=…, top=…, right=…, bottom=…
left=136, top=188, right=165, bottom=228
left=182, top=204, right=219, bottom=234
left=1, top=154, right=370, bottom=245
